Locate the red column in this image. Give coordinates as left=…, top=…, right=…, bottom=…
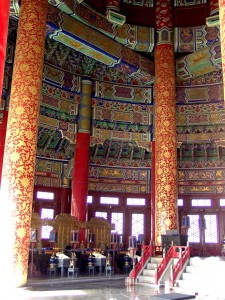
left=0, top=110, right=8, bottom=186
left=154, top=0, right=178, bottom=245
left=150, top=141, right=155, bottom=242
left=71, top=78, right=92, bottom=242
left=0, top=0, right=48, bottom=288
left=0, top=0, right=10, bottom=104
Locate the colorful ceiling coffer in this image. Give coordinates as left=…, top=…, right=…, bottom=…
left=41, top=94, right=79, bottom=116
left=178, top=184, right=225, bottom=194
left=176, top=42, right=221, bottom=80
left=34, top=176, right=62, bottom=187
left=89, top=165, right=150, bottom=180
left=176, top=83, right=224, bottom=104
left=40, top=106, right=76, bottom=124
left=177, top=124, right=225, bottom=135
left=90, top=153, right=151, bottom=168
left=37, top=127, right=75, bottom=153
left=95, top=81, right=153, bottom=104
left=176, top=103, right=225, bottom=114
left=92, top=98, right=153, bottom=114
left=35, top=158, right=63, bottom=178
left=177, top=107, right=225, bottom=126
left=174, top=0, right=207, bottom=6
left=174, top=26, right=220, bottom=53
left=89, top=180, right=150, bottom=193
left=177, top=131, right=225, bottom=143
left=177, top=70, right=223, bottom=87
left=41, top=83, right=80, bottom=108
left=92, top=128, right=151, bottom=146
left=92, top=120, right=152, bottom=135
left=49, top=0, right=155, bottom=53
left=178, top=169, right=224, bottom=181
left=122, top=0, right=154, bottom=7
left=89, top=141, right=152, bottom=167
left=178, top=140, right=225, bottom=168
left=39, top=114, right=77, bottom=133
left=46, top=5, right=155, bottom=83
left=37, top=128, right=75, bottom=160
left=42, top=63, right=82, bottom=92
left=44, top=39, right=151, bottom=86
left=92, top=99, right=153, bottom=122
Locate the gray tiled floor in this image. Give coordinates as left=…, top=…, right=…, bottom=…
left=7, top=274, right=225, bottom=300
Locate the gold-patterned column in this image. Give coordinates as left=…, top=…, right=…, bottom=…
left=219, top=0, right=225, bottom=100
left=154, top=0, right=178, bottom=245
left=0, top=0, right=48, bottom=288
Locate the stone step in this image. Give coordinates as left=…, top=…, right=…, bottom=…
left=143, top=269, right=156, bottom=276
left=150, top=257, right=163, bottom=264
left=185, top=265, right=224, bottom=274
left=138, top=275, right=156, bottom=284
left=146, top=263, right=158, bottom=270
left=177, top=256, right=225, bottom=290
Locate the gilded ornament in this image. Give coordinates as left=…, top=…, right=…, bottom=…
left=164, top=151, right=171, bottom=158
left=165, top=219, right=172, bottom=226
left=17, top=227, right=26, bottom=239
left=24, top=22, right=33, bottom=31
left=16, top=106, right=25, bottom=115
left=165, top=184, right=171, bottom=192
left=157, top=201, right=162, bottom=208
left=28, top=86, right=38, bottom=96
left=156, top=107, right=163, bottom=113
left=157, top=168, right=163, bottom=175
left=164, top=120, right=170, bottom=127
left=19, top=63, right=30, bottom=72
left=11, top=152, right=20, bottom=163
left=216, top=170, right=223, bottom=179
left=25, top=130, right=34, bottom=140
left=21, top=177, right=30, bottom=188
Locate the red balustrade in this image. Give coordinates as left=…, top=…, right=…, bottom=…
left=129, top=245, right=190, bottom=285
left=129, top=245, right=155, bottom=279
left=156, top=246, right=190, bottom=285
left=171, top=246, right=190, bottom=286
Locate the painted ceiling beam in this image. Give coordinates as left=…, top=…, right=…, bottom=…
left=46, top=4, right=155, bottom=84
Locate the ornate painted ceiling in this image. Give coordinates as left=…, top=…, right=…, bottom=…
left=3, top=0, right=225, bottom=194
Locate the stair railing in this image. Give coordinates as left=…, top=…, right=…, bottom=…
left=129, top=245, right=154, bottom=279
left=170, top=246, right=190, bottom=286
left=155, top=246, right=190, bottom=285
left=155, top=246, right=174, bottom=284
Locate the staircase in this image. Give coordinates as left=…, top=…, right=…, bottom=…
left=176, top=256, right=225, bottom=296
left=137, top=257, right=163, bottom=285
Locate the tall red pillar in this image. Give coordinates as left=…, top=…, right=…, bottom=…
left=71, top=78, right=92, bottom=229
left=154, top=0, right=178, bottom=245
left=150, top=140, right=156, bottom=242
left=0, top=0, right=48, bottom=288
left=0, top=0, right=10, bottom=104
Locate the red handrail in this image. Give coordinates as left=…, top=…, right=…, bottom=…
left=171, top=246, right=190, bottom=286
left=128, top=245, right=190, bottom=285
left=155, top=246, right=173, bottom=284
left=129, top=245, right=154, bottom=279
left=155, top=246, right=190, bottom=285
